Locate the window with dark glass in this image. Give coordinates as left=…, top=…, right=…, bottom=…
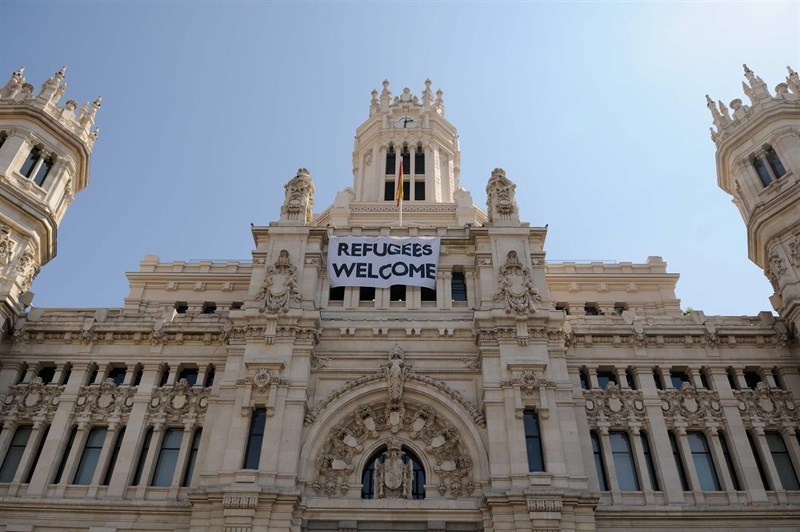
left=151, top=428, right=183, bottom=486
left=131, top=427, right=153, bottom=486
left=421, top=287, right=436, bottom=302
left=329, top=286, right=345, bottom=301
left=766, top=431, right=800, bottom=490
left=243, top=408, right=266, bottom=470
left=451, top=272, right=467, bottom=302
left=102, top=427, right=125, bottom=485
left=687, top=431, right=720, bottom=491
left=765, top=147, right=786, bottom=177
left=747, top=430, right=770, bottom=490
left=23, top=425, right=49, bottom=483
left=359, top=286, right=375, bottom=302
left=523, top=410, right=544, bottom=472
left=38, top=365, right=56, bottom=385
left=204, top=366, right=215, bottom=387
left=389, top=285, right=406, bottom=302
left=669, top=431, right=689, bottom=490
left=414, top=180, right=425, bottom=201
left=54, top=426, right=77, bottom=484
left=753, top=156, right=773, bottom=186
left=596, top=370, right=617, bottom=389
left=107, top=366, right=126, bottom=386
left=414, top=146, right=425, bottom=174
left=361, top=446, right=425, bottom=499
left=182, top=428, right=202, bottom=487
left=0, top=425, right=32, bottom=482
left=73, top=427, right=107, bottom=485
left=670, top=370, right=690, bottom=390
left=743, top=370, right=762, bottom=390
left=610, top=431, right=639, bottom=491
left=385, top=146, right=396, bottom=175
left=591, top=430, right=608, bottom=491
left=641, top=430, right=660, bottom=490
left=719, top=431, right=740, bottom=490
left=178, top=367, right=199, bottom=387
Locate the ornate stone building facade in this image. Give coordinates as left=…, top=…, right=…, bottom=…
left=0, top=67, right=799, bottom=531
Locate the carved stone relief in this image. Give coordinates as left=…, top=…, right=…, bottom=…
left=735, top=382, right=799, bottom=426
left=659, top=383, right=723, bottom=426
left=494, top=250, right=541, bottom=314
left=255, top=249, right=301, bottom=313
left=584, top=384, right=646, bottom=426
left=485, top=168, right=518, bottom=223
left=0, top=377, right=63, bottom=420
left=280, top=168, right=315, bottom=224
left=147, top=379, right=210, bottom=423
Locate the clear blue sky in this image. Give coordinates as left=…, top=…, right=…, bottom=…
left=1, top=1, right=798, bottom=315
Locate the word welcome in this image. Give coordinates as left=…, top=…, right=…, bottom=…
left=328, top=236, right=440, bottom=289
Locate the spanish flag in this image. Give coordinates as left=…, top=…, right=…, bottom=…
left=395, top=159, right=404, bottom=207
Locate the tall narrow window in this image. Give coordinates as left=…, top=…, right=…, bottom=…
left=385, top=145, right=396, bottom=175
left=243, top=408, right=266, bottom=470
left=523, top=410, right=544, bottom=472
left=640, top=430, right=660, bottom=491
left=669, top=431, right=689, bottom=490
left=766, top=431, right=800, bottom=490
left=753, top=156, right=773, bottom=187
left=591, top=430, right=608, bottom=491
left=132, top=427, right=153, bottom=486
left=414, top=145, right=425, bottom=174
left=687, top=431, right=720, bottom=491
left=719, top=431, right=740, bottom=490
left=73, top=427, right=107, bottom=485
left=765, top=147, right=786, bottom=177
left=182, top=428, right=202, bottom=487
left=451, top=272, right=467, bottom=302
left=102, top=427, right=125, bottom=485
left=151, top=428, right=183, bottom=487
left=0, top=425, right=32, bottom=482
left=747, top=431, right=770, bottom=490
left=54, top=426, right=77, bottom=484
left=610, top=431, right=639, bottom=491
left=22, top=425, right=49, bottom=484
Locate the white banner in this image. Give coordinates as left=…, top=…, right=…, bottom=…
left=327, top=236, right=441, bottom=289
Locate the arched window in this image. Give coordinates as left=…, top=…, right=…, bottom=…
left=361, top=445, right=425, bottom=499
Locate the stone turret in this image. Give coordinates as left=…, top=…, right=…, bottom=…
left=0, top=67, right=99, bottom=336
left=709, top=65, right=800, bottom=338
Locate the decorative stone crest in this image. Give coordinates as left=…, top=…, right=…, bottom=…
left=735, top=381, right=798, bottom=426
left=374, top=438, right=413, bottom=498
left=280, top=168, right=315, bottom=224
left=0, top=377, right=63, bottom=420
left=494, top=250, right=541, bottom=314
left=659, top=383, right=722, bottom=426
left=583, top=383, right=646, bottom=426
left=256, top=249, right=301, bottom=313
left=148, top=379, right=210, bottom=423
left=485, top=168, right=519, bottom=224
left=75, top=378, right=136, bottom=421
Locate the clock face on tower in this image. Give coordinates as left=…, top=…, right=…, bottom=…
left=393, top=115, right=417, bottom=128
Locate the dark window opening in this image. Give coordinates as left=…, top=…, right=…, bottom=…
left=329, top=286, right=345, bottom=301
left=359, top=286, right=375, bottom=302
left=414, top=146, right=425, bottom=174
left=523, top=410, right=544, bottom=472
left=451, top=272, right=467, bottom=302
left=38, top=365, right=56, bottom=385
left=414, top=180, right=425, bottom=201
left=389, top=285, right=406, bottom=302
left=202, top=302, right=216, bottom=314
left=175, top=302, right=188, bottom=314
left=421, top=287, right=436, bottom=302
left=385, top=146, right=396, bottom=175
left=765, top=147, right=786, bottom=177
left=361, top=445, right=425, bottom=499
left=108, top=367, right=126, bottom=386
left=178, top=367, right=199, bottom=387
left=243, top=408, right=267, bottom=470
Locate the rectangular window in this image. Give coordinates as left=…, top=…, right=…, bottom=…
left=766, top=431, right=800, bottom=490
left=610, top=431, right=640, bottom=491
left=688, top=431, right=720, bottom=491
left=640, top=430, right=660, bottom=491
left=0, top=425, right=32, bottom=482
left=151, top=428, right=183, bottom=487
left=132, top=427, right=153, bottom=486
left=102, top=427, right=125, bottom=485
left=451, top=272, right=467, bottom=302
left=329, top=286, right=345, bottom=301
left=669, top=431, right=689, bottom=490
left=182, top=428, right=202, bottom=487
left=748, top=431, right=770, bottom=490
left=54, top=426, right=77, bottom=484
left=23, top=425, right=49, bottom=483
left=719, top=431, right=740, bottom=490
left=73, top=427, right=107, bottom=485
left=523, top=410, right=544, bottom=472
left=591, top=430, right=608, bottom=491
left=414, top=180, right=425, bottom=201
left=243, top=408, right=266, bottom=470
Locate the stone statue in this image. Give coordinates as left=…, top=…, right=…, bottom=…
left=485, top=168, right=519, bottom=224
left=281, top=168, right=315, bottom=224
